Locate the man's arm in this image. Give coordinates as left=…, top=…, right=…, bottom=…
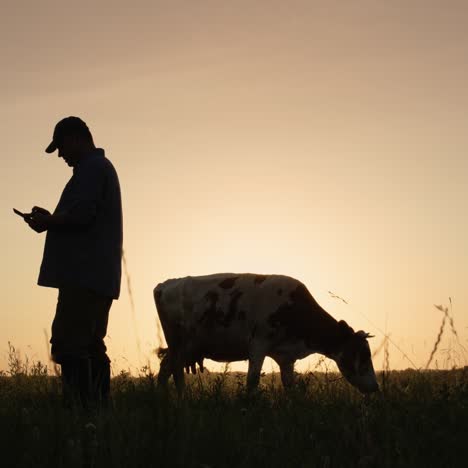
left=25, top=202, right=97, bottom=233
left=26, top=160, right=105, bottom=233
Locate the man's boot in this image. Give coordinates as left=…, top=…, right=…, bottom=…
left=60, top=359, right=81, bottom=409
left=91, top=358, right=111, bottom=408
left=76, top=358, right=111, bottom=410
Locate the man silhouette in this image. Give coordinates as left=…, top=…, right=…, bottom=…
left=24, top=116, right=123, bottom=408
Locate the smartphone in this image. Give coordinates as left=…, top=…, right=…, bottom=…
left=13, top=208, right=29, bottom=219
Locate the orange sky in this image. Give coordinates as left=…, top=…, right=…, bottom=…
left=2, top=0, right=467, bottom=374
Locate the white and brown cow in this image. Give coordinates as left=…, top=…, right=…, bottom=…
left=154, top=273, right=379, bottom=394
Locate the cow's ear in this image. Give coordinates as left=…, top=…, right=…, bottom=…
left=338, top=320, right=354, bottom=337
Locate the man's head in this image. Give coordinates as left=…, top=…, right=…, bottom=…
left=45, top=117, right=95, bottom=167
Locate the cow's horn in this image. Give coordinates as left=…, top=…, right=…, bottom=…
left=356, top=330, right=374, bottom=339
left=362, top=332, right=375, bottom=339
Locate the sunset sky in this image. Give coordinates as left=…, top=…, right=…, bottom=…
left=2, top=0, right=467, bottom=374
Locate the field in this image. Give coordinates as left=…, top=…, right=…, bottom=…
left=1, top=359, right=467, bottom=468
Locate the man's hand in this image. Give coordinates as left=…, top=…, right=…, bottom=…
left=25, top=206, right=51, bottom=233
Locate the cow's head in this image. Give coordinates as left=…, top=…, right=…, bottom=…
left=333, top=321, right=379, bottom=394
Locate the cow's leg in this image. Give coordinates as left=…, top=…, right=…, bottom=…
left=157, top=352, right=172, bottom=388
left=171, top=351, right=185, bottom=395
left=271, top=355, right=295, bottom=389
left=279, top=360, right=295, bottom=389
left=157, top=350, right=185, bottom=394
left=247, top=345, right=266, bottom=391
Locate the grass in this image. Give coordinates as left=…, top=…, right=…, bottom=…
left=1, top=358, right=467, bottom=468
left=1, top=300, right=466, bottom=468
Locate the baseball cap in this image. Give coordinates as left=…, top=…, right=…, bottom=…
left=45, top=116, right=92, bottom=153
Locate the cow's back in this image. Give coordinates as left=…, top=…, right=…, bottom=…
left=154, top=273, right=305, bottom=360
left=154, top=273, right=303, bottom=324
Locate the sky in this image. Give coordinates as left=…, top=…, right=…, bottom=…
left=2, top=0, right=467, bottom=375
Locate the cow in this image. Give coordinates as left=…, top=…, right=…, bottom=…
left=154, top=273, right=379, bottom=394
